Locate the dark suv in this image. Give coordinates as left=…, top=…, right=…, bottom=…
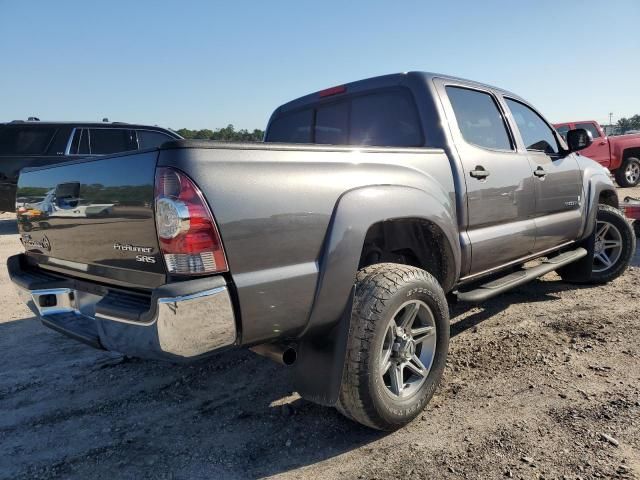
left=0, top=120, right=181, bottom=211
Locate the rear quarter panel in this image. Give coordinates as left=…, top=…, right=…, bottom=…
left=158, top=145, right=457, bottom=344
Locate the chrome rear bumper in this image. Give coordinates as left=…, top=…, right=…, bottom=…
left=10, top=255, right=237, bottom=360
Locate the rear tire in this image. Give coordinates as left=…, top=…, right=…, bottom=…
left=558, top=205, right=635, bottom=284
left=615, top=157, right=640, bottom=187
left=336, top=263, right=449, bottom=431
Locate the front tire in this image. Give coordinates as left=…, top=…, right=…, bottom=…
left=615, top=157, right=640, bottom=187
left=337, top=263, right=449, bottom=431
left=558, top=205, right=635, bottom=284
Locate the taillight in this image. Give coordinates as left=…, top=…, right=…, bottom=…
left=623, top=204, right=640, bottom=220
left=154, top=167, right=228, bottom=275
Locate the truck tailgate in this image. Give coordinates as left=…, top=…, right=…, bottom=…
left=16, top=150, right=165, bottom=289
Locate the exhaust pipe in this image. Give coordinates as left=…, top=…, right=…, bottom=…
left=250, top=343, right=297, bottom=366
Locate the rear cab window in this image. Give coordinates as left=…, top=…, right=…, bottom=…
left=266, top=88, right=423, bottom=147
left=266, top=109, right=313, bottom=143
left=315, top=103, right=348, bottom=144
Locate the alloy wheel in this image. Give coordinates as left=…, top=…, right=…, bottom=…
left=379, top=300, right=437, bottom=398
left=625, top=162, right=640, bottom=185
left=593, top=220, right=623, bottom=273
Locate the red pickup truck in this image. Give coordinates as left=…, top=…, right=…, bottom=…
left=554, top=120, right=640, bottom=187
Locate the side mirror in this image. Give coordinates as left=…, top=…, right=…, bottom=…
left=566, top=128, right=593, bottom=152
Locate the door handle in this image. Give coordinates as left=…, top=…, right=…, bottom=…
left=599, top=141, right=606, bottom=145
left=534, top=167, right=546, bottom=178
left=470, top=166, right=490, bottom=179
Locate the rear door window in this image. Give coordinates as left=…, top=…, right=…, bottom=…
left=574, top=122, right=601, bottom=139
left=446, top=86, right=512, bottom=151
left=88, top=129, right=136, bottom=154
left=505, top=99, right=560, bottom=154
left=137, top=130, right=174, bottom=149
left=267, top=109, right=313, bottom=143
left=0, top=126, right=58, bottom=155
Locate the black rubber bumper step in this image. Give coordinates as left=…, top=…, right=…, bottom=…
left=457, top=247, right=587, bottom=303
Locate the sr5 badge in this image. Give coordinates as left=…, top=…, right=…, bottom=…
left=136, top=255, right=157, bottom=264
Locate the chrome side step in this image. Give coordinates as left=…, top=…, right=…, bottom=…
left=456, top=248, right=587, bottom=303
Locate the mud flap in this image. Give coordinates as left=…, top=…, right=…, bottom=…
left=292, top=287, right=354, bottom=406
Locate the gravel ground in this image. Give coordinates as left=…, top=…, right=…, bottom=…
left=0, top=188, right=639, bottom=480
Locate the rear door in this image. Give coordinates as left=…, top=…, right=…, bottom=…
left=436, top=80, right=537, bottom=275
left=574, top=121, right=610, bottom=167
left=504, top=98, right=583, bottom=251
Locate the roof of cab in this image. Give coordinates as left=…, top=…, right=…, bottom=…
left=271, top=71, right=521, bottom=117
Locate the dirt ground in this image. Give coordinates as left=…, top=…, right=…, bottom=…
left=1, top=188, right=639, bottom=480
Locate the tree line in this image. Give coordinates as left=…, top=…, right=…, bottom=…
left=175, top=124, right=264, bottom=142
left=616, top=115, right=640, bottom=133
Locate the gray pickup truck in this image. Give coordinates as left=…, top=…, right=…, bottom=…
left=8, top=72, right=635, bottom=430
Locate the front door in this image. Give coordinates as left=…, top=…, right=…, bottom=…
left=504, top=98, right=583, bottom=251
left=438, top=82, right=537, bottom=275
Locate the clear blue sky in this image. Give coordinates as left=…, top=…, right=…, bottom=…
left=1, top=0, right=638, bottom=130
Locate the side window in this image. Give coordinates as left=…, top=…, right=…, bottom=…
left=555, top=124, right=570, bottom=142
left=69, top=129, right=90, bottom=155
left=315, top=102, right=348, bottom=144
left=505, top=99, right=559, bottom=154
left=574, top=122, right=601, bottom=140
left=46, top=127, right=73, bottom=155
left=349, top=91, right=422, bottom=147
left=78, top=129, right=89, bottom=154
left=89, top=129, right=135, bottom=154
left=446, top=86, right=512, bottom=151
left=266, top=109, right=313, bottom=143
left=0, top=126, right=58, bottom=155
left=137, top=130, right=174, bottom=149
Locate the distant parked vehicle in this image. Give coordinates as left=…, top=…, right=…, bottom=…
left=554, top=120, right=640, bottom=187
left=0, top=120, right=181, bottom=212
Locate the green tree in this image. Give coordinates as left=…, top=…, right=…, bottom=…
left=617, top=117, right=633, bottom=133
left=174, top=125, right=264, bottom=142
